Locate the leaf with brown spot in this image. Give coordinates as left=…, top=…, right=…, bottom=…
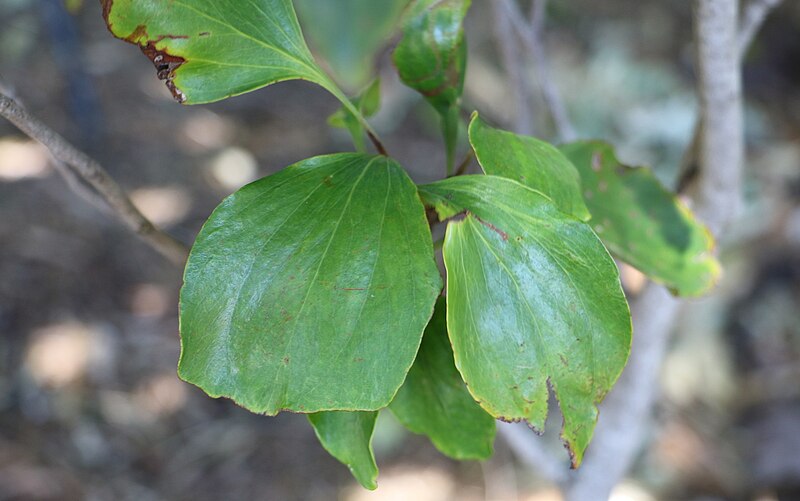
left=560, top=141, right=721, bottom=296
left=102, top=0, right=347, bottom=106
left=419, top=175, right=631, bottom=467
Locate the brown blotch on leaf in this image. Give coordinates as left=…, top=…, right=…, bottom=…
left=140, top=42, right=187, bottom=103
left=100, top=4, right=189, bottom=104
left=100, top=0, right=113, bottom=24
left=474, top=214, right=509, bottom=241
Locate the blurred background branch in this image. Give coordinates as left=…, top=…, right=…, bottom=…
left=492, top=0, right=781, bottom=499
left=0, top=91, right=189, bottom=264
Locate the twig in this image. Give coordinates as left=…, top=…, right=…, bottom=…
left=564, top=285, right=681, bottom=499
left=367, top=130, right=388, bottom=156
left=0, top=92, right=190, bottom=264
left=498, top=422, right=568, bottom=486
left=49, top=158, right=111, bottom=212
left=501, top=0, right=577, bottom=141
left=739, top=0, right=783, bottom=55
left=491, top=0, right=535, bottom=135
left=691, top=0, right=745, bottom=237
left=676, top=0, right=782, bottom=192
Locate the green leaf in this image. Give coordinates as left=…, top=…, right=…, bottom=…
left=179, top=153, right=442, bottom=415
left=308, top=411, right=379, bottom=490
left=468, top=113, right=591, bottom=221
left=560, top=141, right=721, bottom=297
left=419, top=175, right=631, bottom=467
left=328, top=79, right=381, bottom=152
left=101, top=0, right=346, bottom=106
left=389, top=297, right=496, bottom=460
left=294, top=0, right=408, bottom=90
left=394, top=0, right=471, bottom=173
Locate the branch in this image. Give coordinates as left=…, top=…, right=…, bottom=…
left=564, top=2, right=744, bottom=499
left=564, top=285, right=681, bottom=499
left=690, top=0, right=745, bottom=237
left=676, top=0, right=782, bottom=193
left=0, top=92, right=190, bottom=265
left=739, top=0, right=783, bottom=54
left=498, top=422, right=568, bottom=486
left=501, top=0, right=577, bottom=141
left=491, top=0, right=535, bottom=135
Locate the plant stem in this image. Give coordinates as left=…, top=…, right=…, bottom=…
left=319, top=76, right=388, bottom=156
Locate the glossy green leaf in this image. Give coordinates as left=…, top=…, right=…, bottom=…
left=308, top=411, right=379, bottom=490
left=468, top=113, right=591, bottom=221
left=328, top=79, right=381, bottom=152
left=389, top=297, right=496, bottom=460
left=394, top=0, right=471, bottom=172
left=560, top=141, right=721, bottom=297
left=102, top=0, right=346, bottom=106
left=419, top=175, right=631, bottom=467
left=179, top=153, right=442, bottom=415
left=295, top=0, right=408, bottom=90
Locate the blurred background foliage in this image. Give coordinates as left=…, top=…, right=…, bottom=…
left=1, top=1, right=799, bottom=500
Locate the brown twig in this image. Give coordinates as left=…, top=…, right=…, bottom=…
left=367, top=130, right=388, bottom=156
left=0, top=91, right=190, bottom=265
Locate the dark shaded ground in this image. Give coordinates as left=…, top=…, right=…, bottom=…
left=1, top=1, right=800, bottom=500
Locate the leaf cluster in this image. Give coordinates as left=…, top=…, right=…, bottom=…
left=103, top=0, right=719, bottom=489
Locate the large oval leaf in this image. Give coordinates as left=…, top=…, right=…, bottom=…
left=308, top=411, right=379, bottom=490
left=560, top=141, right=720, bottom=296
left=468, top=113, right=591, bottom=221
left=102, top=0, right=337, bottom=104
left=419, top=175, right=631, bottom=467
left=180, top=153, right=442, bottom=415
left=389, top=297, right=496, bottom=460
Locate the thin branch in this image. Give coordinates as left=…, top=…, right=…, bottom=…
left=500, top=0, right=577, bottom=141
left=564, top=285, right=681, bottom=500
left=691, top=0, right=745, bottom=237
left=529, top=0, right=547, bottom=33
left=49, top=158, right=112, bottom=212
left=739, top=0, right=783, bottom=55
left=0, top=92, right=189, bottom=265
left=498, top=422, right=568, bottom=486
left=491, top=0, right=535, bottom=135
left=367, top=130, right=388, bottom=156
left=676, top=0, right=782, bottom=192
